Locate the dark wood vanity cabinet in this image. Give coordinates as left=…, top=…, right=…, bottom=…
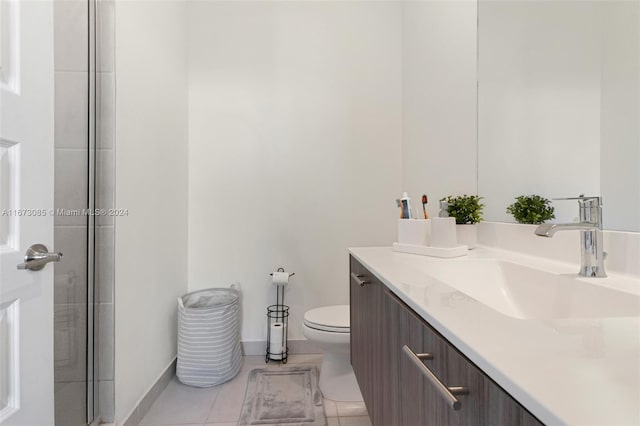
left=349, top=255, right=544, bottom=426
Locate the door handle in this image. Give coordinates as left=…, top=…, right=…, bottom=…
left=17, top=244, right=63, bottom=271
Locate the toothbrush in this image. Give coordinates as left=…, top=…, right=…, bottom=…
left=422, top=195, right=429, bottom=219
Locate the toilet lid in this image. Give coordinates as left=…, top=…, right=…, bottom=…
left=304, top=305, right=350, bottom=333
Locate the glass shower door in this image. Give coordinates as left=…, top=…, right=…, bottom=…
left=53, top=0, right=96, bottom=424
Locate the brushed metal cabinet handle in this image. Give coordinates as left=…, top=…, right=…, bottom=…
left=402, top=345, right=469, bottom=411
left=350, top=272, right=371, bottom=286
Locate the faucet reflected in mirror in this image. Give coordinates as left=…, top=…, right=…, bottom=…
left=535, top=196, right=606, bottom=278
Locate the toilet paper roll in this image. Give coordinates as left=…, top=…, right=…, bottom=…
left=271, top=271, right=290, bottom=287
left=269, top=322, right=285, bottom=360
left=430, top=217, right=457, bottom=248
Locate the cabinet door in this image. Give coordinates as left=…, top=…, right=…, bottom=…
left=442, top=338, right=543, bottom=426
left=385, top=289, right=418, bottom=425
left=349, top=256, right=384, bottom=424
left=387, top=290, right=454, bottom=426
left=387, top=289, right=543, bottom=426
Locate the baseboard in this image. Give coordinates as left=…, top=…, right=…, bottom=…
left=241, top=339, right=322, bottom=356
left=121, top=358, right=176, bottom=426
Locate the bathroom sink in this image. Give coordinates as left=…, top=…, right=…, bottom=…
left=418, top=260, right=640, bottom=320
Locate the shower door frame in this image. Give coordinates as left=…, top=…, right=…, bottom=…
left=87, top=0, right=98, bottom=422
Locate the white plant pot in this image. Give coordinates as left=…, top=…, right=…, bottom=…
left=456, top=224, right=478, bottom=248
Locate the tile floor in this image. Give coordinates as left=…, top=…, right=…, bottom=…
left=138, top=354, right=371, bottom=426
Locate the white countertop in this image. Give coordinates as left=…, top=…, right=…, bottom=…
left=349, top=246, right=640, bottom=426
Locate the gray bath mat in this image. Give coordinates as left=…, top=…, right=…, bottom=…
left=238, top=366, right=325, bottom=426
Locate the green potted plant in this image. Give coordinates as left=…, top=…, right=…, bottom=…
left=506, top=195, right=555, bottom=224
left=442, top=195, right=484, bottom=224
left=441, top=195, right=484, bottom=247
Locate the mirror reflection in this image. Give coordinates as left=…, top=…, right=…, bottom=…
left=478, top=0, right=639, bottom=232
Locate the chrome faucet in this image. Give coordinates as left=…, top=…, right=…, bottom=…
left=534, top=196, right=606, bottom=278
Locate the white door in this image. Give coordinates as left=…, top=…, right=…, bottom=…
left=0, top=0, right=56, bottom=425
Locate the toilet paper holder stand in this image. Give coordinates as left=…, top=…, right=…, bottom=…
left=269, top=267, right=295, bottom=278
left=266, top=267, right=293, bottom=364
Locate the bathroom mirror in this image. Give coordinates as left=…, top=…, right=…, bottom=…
left=477, top=0, right=639, bottom=232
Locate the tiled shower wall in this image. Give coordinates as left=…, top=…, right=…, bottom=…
left=53, top=0, right=115, bottom=423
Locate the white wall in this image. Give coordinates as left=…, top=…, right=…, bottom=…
left=109, top=1, right=478, bottom=414
left=114, top=1, right=188, bottom=421
left=187, top=1, right=403, bottom=343
left=402, top=1, right=478, bottom=210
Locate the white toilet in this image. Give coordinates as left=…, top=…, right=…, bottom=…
left=303, top=305, right=363, bottom=401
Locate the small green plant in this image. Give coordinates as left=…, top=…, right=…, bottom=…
left=441, top=195, right=484, bottom=224
left=506, top=195, right=555, bottom=224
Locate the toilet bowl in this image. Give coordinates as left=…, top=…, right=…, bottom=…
left=303, top=305, right=363, bottom=401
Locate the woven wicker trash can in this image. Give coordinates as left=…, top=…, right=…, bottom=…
left=177, top=284, right=242, bottom=387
